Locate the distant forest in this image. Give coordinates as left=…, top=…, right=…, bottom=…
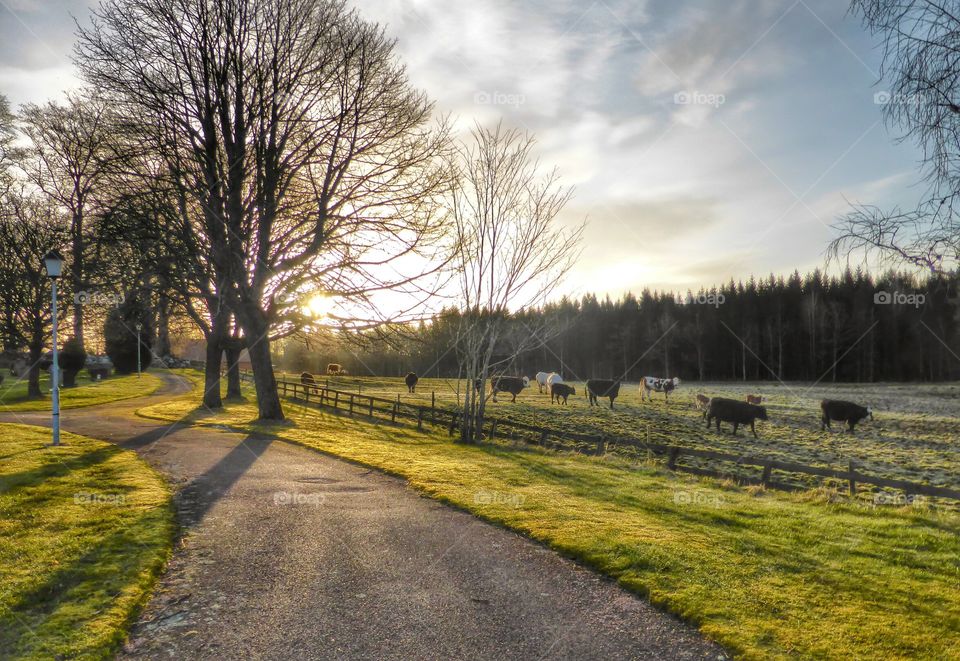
left=283, top=269, right=960, bottom=383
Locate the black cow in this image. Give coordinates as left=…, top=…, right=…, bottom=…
left=706, top=398, right=768, bottom=438
left=550, top=382, right=576, bottom=405
left=404, top=372, right=419, bottom=393
left=820, top=399, right=873, bottom=432
left=300, top=372, right=318, bottom=394
left=490, top=376, right=530, bottom=402
left=586, top=379, right=621, bottom=409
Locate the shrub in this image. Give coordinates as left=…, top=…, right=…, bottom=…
left=59, top=337, right=87, bottom=387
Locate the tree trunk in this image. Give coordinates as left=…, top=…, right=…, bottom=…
left=156, top=294, right=171, bottom=357
left=225, top=335, right=243, bottom=400
left=27, top=337, right=43, bottom=398
left=203, top=334, right=223, bottom=410
left=232, top=301, right=283, bottom=419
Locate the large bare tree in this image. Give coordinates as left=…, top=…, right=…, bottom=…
left=449, top=124, right=581, bottom=443
left=831, top=1, right=960, bottom=274
left=19, top=93, right=115, bottom=350
left=75, top=0, right=451, bottom=419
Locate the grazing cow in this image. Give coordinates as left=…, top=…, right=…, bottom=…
left=404, top=372, right=419, bottom=393
left=640, top=376, right=681, bottom=402
left=586, top=379, right=621, bottom=409
left=326, top=363, right=343, bottom=376
left=820, top=399, right=873, bottom=432
left=546, top=372, right=564, bottom=388
left=550, top=382, right=576, bottom=405
left=490, top=376, right=530, bottom=402
left=746, top=394, right=764, bottom=405
left=694, top=393, right=711, bottom=416
left=535, top=371, right=550, bottom=394
left=300, top=372, right=318, bottom=394
left=706, top=398, right=768, bottom=438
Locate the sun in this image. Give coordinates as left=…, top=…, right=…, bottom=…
left=304, top=294, right=334, bottom=318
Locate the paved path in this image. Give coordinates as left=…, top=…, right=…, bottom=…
left=2, top=374, right=727, bottom=660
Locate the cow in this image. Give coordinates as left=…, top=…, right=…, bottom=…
left=550, top=382, right=576, bottom=405
left=694, top=393, right=711, bottom=416
left=820, top=399, right=873, bottom=432
left=640, top=376, right=681, bottom=402
left=535, top=371, right=550, bottom=393
left=490, top=376, right=530, bottom=402
left=404, top=372, right=419, bottom=394
left=546, top=372, right=564, bottom=388
left=746, top=394, right=764, bottom=405
left=326, top=363, right=344, bottom=376
left=706, top=398, right=768, bottom=438
left=586, top=379, right=621, bottom=409
left=300, top=372, right=319, bottom=394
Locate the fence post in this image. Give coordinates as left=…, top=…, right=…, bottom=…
left=431, top=392, right=436, bottom=424
left=596, top=434, right=606, bottom=456
left=490, top=419, right=497, bottom=440
left=667, top=447, right=680, bottom=470
left=448, top=411, right=457, bottom=436
left=392, top=395, right=399, bottom=423
left=417, top=407, right=424, bottom=430
left=368, top=397, right=374, bottom=418
left=334, top=391, right=339, bottom=411
left=848, top=460, right=857, bottom=497
left=761, top=462, right=772, bottom=487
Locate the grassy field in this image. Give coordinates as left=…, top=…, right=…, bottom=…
left=282, top=373, right=960, bottom=493
left=140, top=373, right=960, bottom=660
left=0, top=423, right=174, bottom=660
left=0, top=371, right=163, bottom=412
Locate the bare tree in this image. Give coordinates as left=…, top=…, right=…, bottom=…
left=19, top=92, right=116, bottom=350
left=449, top=124, right=581, bottom=443
left=831, top=1, right=960, bottom=274
left=75, top=0, right=451, bottom=419
left=0, top=189, right=70, bottom=397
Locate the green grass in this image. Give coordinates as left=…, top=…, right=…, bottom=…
left=283, top=373, right=960, bottom=491
left=140, top=374, right=960, bottom=660
left=0, top=371, right=163, bottom=412
left=0, top=423, right=174, bottom=660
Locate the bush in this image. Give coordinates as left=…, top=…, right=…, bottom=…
left=59, top=337, right=86, bottom=387
left=104, top=297, right=153, bottom=374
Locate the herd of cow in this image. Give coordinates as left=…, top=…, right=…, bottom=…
left=305, top=369, right=875, bottom=438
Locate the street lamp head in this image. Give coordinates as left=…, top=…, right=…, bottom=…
left=136, top=322, right=143, bottom=332
left=42, top=250, right=65, bottom=279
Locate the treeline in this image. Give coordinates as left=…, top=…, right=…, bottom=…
left=287, top=269, right=959, bottom=383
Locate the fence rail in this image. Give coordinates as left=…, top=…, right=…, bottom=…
left=234, top=370, right=960, bottom=502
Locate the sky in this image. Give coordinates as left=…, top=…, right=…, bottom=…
left=0, top=0, right=925, bottom=301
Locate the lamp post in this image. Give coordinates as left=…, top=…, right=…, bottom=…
left=136, top=322, right=143, bottom=378
left=43, top=250, right=64, bottom=447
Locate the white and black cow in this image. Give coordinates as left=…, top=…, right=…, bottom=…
left=640, top=376, right=681, bottom=402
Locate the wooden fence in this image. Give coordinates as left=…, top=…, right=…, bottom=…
left=236, top=370, right=960, bottom=502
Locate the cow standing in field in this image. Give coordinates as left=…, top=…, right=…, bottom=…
left=490, top=376, right=530, bottom=402
left=706, top=398, right=768, bottom=438
left=586, top=379, right=621, bottom=409
left=820, top=400, right=873, bottom=432
left=300, top=372, right=318, bottom=394
left=550, top=382, right=575, bottom=405
left=640, top=376, right=681, bottom=402
left=405, top=372, right=419, bottom=393
left=535, top=371, right=550, bottom=393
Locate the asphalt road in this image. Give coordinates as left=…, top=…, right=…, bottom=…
left=2, top=373, right=728, bottom=660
